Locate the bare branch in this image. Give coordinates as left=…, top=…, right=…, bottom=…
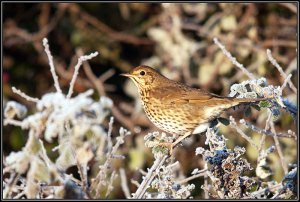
left=119, top=168, right=131, bottom=199
left=11, top=87, right=39, bottom=103
left=266, top=49, right=297, bottom=93
left=213, top=37, right=255, bottom=79
left=42, top=38, right=62, bottom=93
left=132, top=154, right=168, bottom=199
left=67, top=51, right=99, bottom=98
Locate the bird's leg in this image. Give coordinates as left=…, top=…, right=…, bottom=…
left=158, top=132, right=192, bottom=155
left=171, top=132, right=192, bottom=148
left=157, top=142, right=174, bottom=155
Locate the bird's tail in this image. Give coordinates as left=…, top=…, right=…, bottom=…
left=235, top=97, right=268, bottom=103
left=230, top=97, right=269, bottom=107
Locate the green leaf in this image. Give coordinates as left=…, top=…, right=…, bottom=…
left=259, top=100, right=271, bottom=108
left=217, top=117, right=230, bottom=126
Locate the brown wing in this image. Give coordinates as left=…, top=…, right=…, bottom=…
left=151, top=83, right=230, bottom=105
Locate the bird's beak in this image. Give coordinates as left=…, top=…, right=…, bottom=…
left=120, top=73, right=133, bottom=78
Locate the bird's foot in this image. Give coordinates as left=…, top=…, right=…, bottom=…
left=157, top=142, right=174, bottom=156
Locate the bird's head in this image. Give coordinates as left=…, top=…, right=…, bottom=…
left=121, top=65, right=167, bottom=90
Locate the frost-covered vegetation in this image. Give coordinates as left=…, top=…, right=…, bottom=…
left=3, top=3, right=297, bottom=199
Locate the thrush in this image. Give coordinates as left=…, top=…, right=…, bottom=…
left=121, top=65, right=265, bottom=153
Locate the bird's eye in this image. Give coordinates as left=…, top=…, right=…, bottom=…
left=140, top=71, right=146, bottom=76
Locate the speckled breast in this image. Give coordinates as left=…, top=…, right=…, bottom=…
left=140, top=97, right=200, bottom=136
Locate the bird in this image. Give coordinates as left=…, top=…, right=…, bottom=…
left=121, top=65, right=266, bottom=153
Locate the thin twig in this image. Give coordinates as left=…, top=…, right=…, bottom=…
left=130, top=179, right=140, bottom=187
left=213, top=37, right=255, bottom=80
left=239, top=119, right=297, bottom=140
left=270, top=121, right=288, bottom=174
left=204, top=163, right=209, bottom=199
left=119, top=168, right=131, bottom=199
left=82, top=59, right=106, bottom=96
left=4, top=119, right=23, bottom=127
left=266, top=49, right=297, bottom=93
left=132, top=155, right=168, bottom=199
left=229, top=116, right=259, bottom=150
left=257, top=112, right=272, bottom=160
left=177, top=168, right=208, bottom=184
left=111, top=107, right=136, bottom=132
left=12, top=191, right=25, bottom=199
left=67, top=51, right=99, bottom=98
left=3, top=173, right=20, bottom=199
left=67, top=4, right=153, bottom=46
left=99, top=69, right=116, bottom=82
left=11, top=87, right=39, bottom=102
left=278, top=3, right=297, bottom=13
left=105, top=171, right=117, bottom=199
left=42, top=38, right=62, bottom=93
left=280, top=74, right=293, bottom=92
left=246, top=183, right=282, bottom=199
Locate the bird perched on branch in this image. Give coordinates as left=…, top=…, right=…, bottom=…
left=121, top=65, right=266, bottom=154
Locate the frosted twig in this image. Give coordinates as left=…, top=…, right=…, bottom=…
left=213, top=37, right=255, bottom=79
left=239, top=119, right=297, bottom=139
left=266, top=49, right=297, bottom=93
left=79, top=48, right=106, bottom=96
left=42, top=38, right=62, bottom=93
left=3, top=173, right=19, bottom=199
left=138, top=169, right=147, bottom=176
left=11, top=87, right=39, bottom=102
left=90, top=125, right=129, bottom=198
left=76, top=161, right=91, bottom=199
left=130, top=179, right=140, bottom=187
left=270, top=121, right=288, bottom=174
left=229, top=116, right=259, bottom=150
left=203, top=163, right=209, bottom=199
left=107, top=117, right=114, bottom=153
left=64, top=173, right=82, bottom=186
left=67, top=51, right=99, bottom=98
left=132, top=154, right=168, bottom=199
left=280, top=74, right=292, bottom=92
left=257, top=112, right=272, bottom=157
left=105, top=171, right=117, bottom=199
left=38, top=140, right=52, bottom=169
left=177, top=168, right=208, bottom=184
left=38, top=139, right=64, bottom=183
left=12, top=191, right=25, bottom=199
left=166, top=161, right=180, bottom=170
left=4, top=119, right=23, bottom=127
left=245, top=183, right=282, bottom=199
left=120, top=168, right=131, bottom=199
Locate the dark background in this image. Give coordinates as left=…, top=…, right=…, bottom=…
left=3, top=3, right=297, bottom=198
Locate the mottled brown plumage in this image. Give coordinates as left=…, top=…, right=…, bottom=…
left=121, top=65, right=263, bottom=151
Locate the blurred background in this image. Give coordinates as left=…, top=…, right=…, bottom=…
left=3, top=3, right=297, bottom=198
